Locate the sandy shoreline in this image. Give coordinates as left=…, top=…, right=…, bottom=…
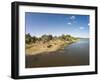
left=26, top=39, right=78, bottom=55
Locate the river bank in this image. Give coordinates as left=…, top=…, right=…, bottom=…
left=26, top=39, right=79, bottom=55
left=25, top=39, right=89, bottom=68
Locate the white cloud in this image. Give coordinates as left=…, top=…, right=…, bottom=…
left=68, top=22, right=71, bottom=25
left=70, top=16, right=75, bottom=20
left=67, top=16, right=76, bottom=25
left=79, top=27, right=84, bottom=30
left=88, top=23, right=90, bottom=26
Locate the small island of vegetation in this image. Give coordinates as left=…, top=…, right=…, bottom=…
left=25, top=33, right=79, bottom=55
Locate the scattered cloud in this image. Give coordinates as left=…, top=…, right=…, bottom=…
left=67, top=22, right=72, bottom=25
left=70, top=16, right=76, bottom=20
left=88, top=23, right=90, bottom=26
left=79, top=27, right=84, bottom=30
left=67, top=16, right=76, bottom=25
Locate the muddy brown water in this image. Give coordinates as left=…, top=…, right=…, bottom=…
left=25, top=39, right=89, bottom=68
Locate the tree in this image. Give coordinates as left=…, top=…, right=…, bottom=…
left=25, top=33, right=31, bottom=44
left=48, top=35, right=53, bottom=40
left=31, top=36, right=37, bottom=43
left=60, top=34, right=66, bottom=40
left=41, top=34, right=53, bottom=43
left=65, top=35, right=73, bottom=41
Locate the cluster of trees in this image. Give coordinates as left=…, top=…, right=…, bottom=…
left=59, top=34, right=77, bottom=41
left=25, top=33, right=77, bottom=44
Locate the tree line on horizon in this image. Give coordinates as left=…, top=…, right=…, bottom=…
left=25, top=33, right=78, bottom=44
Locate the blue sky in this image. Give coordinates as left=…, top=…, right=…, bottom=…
left=25, top=12, right=89, bottom=38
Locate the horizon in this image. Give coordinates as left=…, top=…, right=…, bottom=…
left=25, top=33, right=89, bottom=39
left=25, top=12, right=89, bottom=38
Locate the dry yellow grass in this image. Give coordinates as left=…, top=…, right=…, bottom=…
left=25, top=39, right=76, bottom=55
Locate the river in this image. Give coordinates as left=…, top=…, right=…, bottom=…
left=26, top=39, right=89, bottom=68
